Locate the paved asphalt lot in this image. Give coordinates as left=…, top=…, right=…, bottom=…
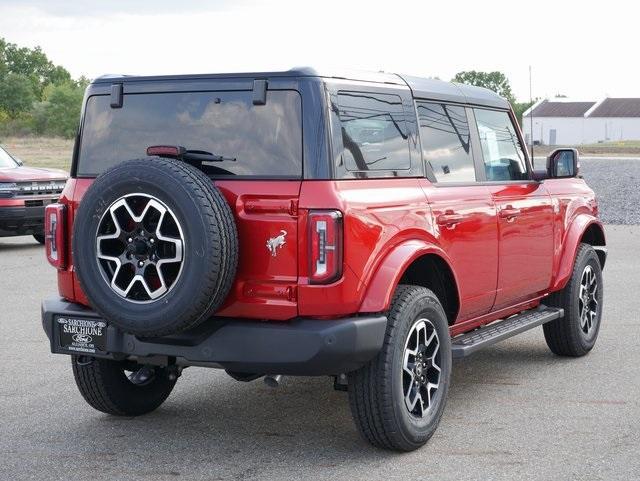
left=1, top=167, right=639, bottom=480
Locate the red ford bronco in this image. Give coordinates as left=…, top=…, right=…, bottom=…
left=0, top=145, right=67, bottom=243
left=41, top=68, right=606, bottom=451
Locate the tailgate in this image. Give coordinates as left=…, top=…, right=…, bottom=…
left=214, top=180, right=302, bottom=320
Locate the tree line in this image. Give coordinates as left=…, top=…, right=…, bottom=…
left=0, top=38, right=534, bottom=140
left=0, top=37, right=87, bottom=138
left=451, top=71, right=534, bottom=126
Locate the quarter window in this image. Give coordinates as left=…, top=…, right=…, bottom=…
left=336, top=91, right=410, bottom=172
left=417, top=102, right=475, bottom=183
left=474, top=109, right=528, bottom=181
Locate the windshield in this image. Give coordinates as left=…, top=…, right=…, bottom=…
left=0, top=146, right=17, bottom=168
left=77, top=90, right=303, bottom=178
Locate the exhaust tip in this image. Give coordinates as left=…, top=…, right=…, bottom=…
left=264, top=374, right=282, bottom=388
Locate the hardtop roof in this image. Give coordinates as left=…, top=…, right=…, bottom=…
left=92, top=67, right=510, bottom=109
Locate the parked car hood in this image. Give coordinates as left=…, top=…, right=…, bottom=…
left=0, top=165, right=68, bottom=182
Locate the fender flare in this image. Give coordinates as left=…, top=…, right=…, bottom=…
left=551, top=214, right=606, bottom=291
left=359, top=239, right=460, bottom=313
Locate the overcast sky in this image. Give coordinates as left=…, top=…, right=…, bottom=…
left=0, top=0, right=637, bottom=101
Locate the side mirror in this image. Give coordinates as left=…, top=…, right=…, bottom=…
left=547, top=148, right=579, bottom=178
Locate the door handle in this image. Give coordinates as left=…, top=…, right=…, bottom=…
left=499, top=205, right=521, bottom=221
left=437, top=212, right=465, bottom=228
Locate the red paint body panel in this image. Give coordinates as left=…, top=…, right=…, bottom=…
left=0, top=165, right=67, bottom=182
left=420, top=181, right=498, bottom=319
left=298, top=178, right=433, bottom=317
left=56, top=173, right=603, bottom=336
left=544, top=178, right=604, bottom=291
left=487, top=182, right=554, bottom=310
left=360, top=239, right=457, bottom=313
left=212, top=180, right=301, bottom=320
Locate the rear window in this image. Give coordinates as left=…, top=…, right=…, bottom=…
left=77, top=90, right=302, bottom=177
left=417, top=102, right=475, bottom=183
left=336, top=91, right=410, bottom=172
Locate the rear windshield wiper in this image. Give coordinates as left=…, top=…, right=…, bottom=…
left=147, top=145, right=236, bottom=163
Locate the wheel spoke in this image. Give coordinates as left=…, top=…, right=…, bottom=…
left=405, top=382, right=419, bottom=411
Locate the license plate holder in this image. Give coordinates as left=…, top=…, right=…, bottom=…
left=57, top=316, right=108, bottom=354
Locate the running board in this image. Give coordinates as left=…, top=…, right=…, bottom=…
left=451, top=306, right=564, bottom=359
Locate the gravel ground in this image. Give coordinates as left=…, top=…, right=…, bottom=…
left=535, top=156, right=640, bottom=224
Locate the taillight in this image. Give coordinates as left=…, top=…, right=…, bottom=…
left=45, top=203, right=66, bottom=269
left=308, top=210, right=343, bottom=284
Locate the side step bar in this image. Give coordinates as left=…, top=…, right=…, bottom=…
left=451, top=306, right=564, bottom=359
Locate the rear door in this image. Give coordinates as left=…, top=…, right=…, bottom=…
left=471, top=108, right=554, bottom=309
left=76, top=83, right=305, bottom=320
left=418, top=102, right=499, bottom=320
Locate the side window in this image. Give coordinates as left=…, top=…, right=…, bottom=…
left=417, top=102, right=475, bottom=183
left=336, top=91, right=410, bottom=172
left=474, top=109, right=528, bottom=181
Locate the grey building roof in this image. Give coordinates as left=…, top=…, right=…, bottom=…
left=588, top=98, right=640, bottom=117
left=528, top=100, right=596, bottom=117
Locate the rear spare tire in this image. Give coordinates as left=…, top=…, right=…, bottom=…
left=73, top=158, right=238, bottom=337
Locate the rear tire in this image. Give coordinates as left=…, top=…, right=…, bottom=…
left=543, top=243, right=603, bottom=357
left=348, top=285, right=451, bottom=451
left=71, top=356, right=177, bottom=416
left=33, top=233, right=45, bottom=244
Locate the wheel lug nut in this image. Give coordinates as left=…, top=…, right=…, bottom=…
left=150, top=238, right=155, bottom=244
left=138, top=261, right=144, bottom=267
left=127, top=237, right=132, bottom=243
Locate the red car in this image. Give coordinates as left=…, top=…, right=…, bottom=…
left=0, top=145, right=67, bottom=243
left=41, top=69, right=606, bottom=451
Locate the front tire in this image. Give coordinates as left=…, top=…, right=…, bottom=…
left=543, top=243, right=603, bottom=357
left=348, top=285, right=452, bottom=451
left=71, top=356, right=177, bottom=416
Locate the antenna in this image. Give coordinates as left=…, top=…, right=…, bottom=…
left=529, top=65, right=534, bottom=162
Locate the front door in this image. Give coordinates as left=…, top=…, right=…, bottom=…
left=489, top=183, right=554, bottom=309
left=473, top=108, right=554, bottom=310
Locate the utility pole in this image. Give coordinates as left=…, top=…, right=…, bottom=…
left=529, top=65, right=534, bottom=160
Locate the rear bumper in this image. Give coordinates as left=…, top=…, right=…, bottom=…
left=41, top=296, right=387, bottom=376
left=0, top=204, right=46, bottom=236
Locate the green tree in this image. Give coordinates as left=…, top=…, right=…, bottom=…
left=0, top=72, right=35, bottom=116
left=0, top=37, right=83, bottom=137
left=36, top=81, right=84, bottom=138
left=452, top=70, right=515, bottom=104
left=1, top=41, right=71, bottom=98
left=512, top=100, right=536, bottom=127
left=0, top=38, right=7, bottom=77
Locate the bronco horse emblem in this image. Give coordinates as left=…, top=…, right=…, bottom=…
left=266, top=230, right=287, bottom=257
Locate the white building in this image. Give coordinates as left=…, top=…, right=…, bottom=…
left=522, top=98, right=640, bottom=145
